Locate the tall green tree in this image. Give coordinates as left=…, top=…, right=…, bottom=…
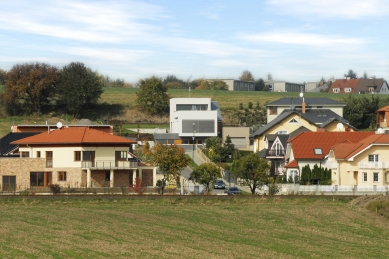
left=342, top=95, right=380, bottom=129
left=189, top=163, right=222, bottom=194
left=144, top=143, right=190, bottom=194
left=231, top=153, right=270, bottom=194
left=57, top=62, right=103, bottom=118
left=344, top=69, right=357, bottom=79
left=2, top=63, right=60, bottom=115
left=0, top=68, right=6, bottom=85
left=136, top=76, right=170, bottom=115
left=239, top=70, right=254, bottom=81
left=255, top=78, right=265, bottom=91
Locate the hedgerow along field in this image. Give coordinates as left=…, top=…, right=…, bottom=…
left=1, top=196, right=389, bottom=259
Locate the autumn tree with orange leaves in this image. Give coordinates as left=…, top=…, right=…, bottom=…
left=144, top=143, right=190, bottom=194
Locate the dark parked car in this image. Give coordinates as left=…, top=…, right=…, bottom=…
left=214, top=180, right=225, bottom=189
left=224, top=187, right=241, bottom=195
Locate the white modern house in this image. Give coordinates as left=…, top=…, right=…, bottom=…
left=166, top=98, right=222, bottom=145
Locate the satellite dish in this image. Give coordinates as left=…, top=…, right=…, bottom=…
left=56, top=122, right=63, bottom=129
left=299, top=92, right=304, bottom=98
left=377, top=128, right=384, bottom=134
left=10, top=125, right=13, bottom=131
left=336, top=123, right=344, bottom=131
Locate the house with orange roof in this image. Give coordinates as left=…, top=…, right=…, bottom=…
left=284, top=131, right=375, bottom=182
left=329, top=78, right=388, bottom=94
left=0, top=127, right=157, bottom=192
left=328, top=133, right=389, bottom=189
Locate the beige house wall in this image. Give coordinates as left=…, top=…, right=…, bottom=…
left=223, top=127, right=250, bottom=150
left=331, top=145, right=389, bottom=187
left=323, top=121, right=355, bottom=132
left=18, top=146, right=130, bottom=168
left=253, top=114, right=318, bottom=152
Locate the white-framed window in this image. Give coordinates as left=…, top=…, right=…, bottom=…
left=345, top=88, right=351, bottom=93
left=333, top=88, right=340, bottom=93
left=368, top=154, right=379, bottom=162
left=373, top=172, right=379, bottom=182
left=362, top=172, right=367, bottom=182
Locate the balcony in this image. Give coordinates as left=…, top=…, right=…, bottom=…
left=359, top=162, right=389, bottom=169
left=82, top=160, right=138, bottom=169
left=266, top=149, right=285, bottom=157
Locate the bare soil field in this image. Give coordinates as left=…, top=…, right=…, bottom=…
left=0, top=195, right=388, bottom=259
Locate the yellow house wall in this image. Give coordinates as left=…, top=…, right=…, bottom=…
left=334, top=145, right=389, bottom=186
left=323, top=121, right=355, bottom=132
left=254, top=114, right=318, bottom=152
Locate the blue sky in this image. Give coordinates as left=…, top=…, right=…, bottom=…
left=0, top=0, right=388, bottom=84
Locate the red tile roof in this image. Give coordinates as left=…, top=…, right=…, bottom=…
left=332, top=133, right=389, bottom=160
left=285, top=160, right=299, bottom=168
left=12, top=127, right=136, bottom=145
left=328, top=79, right=359, bottom=93
left=377, top=105, right=389, bottom=112
left=288, top=132, right=375, bottom=159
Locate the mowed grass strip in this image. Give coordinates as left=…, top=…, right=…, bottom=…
left=0, top=196, right=388, bottom=259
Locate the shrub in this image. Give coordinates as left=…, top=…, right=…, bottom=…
left=50, top=184, right=61, bottom=195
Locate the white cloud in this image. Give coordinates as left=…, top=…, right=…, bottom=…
left=267, top=0, right=389, bottom=19
left=240, top=31, right=366, bottom=46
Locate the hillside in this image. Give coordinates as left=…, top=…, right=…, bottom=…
left=0, top=86, right=372, bottom=137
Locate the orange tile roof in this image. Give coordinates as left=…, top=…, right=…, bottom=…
left=377, top=105, right=389, bottom=112
left=12, top=127, right=136, bottom=145
left=328, top=79, right=359, bottom=93
left=288, top=132, right=375, bottom=159
left=285, top=160, right=299, bottom=168
left=332, top=133, right=389, bottom=160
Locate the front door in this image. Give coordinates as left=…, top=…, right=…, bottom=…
left=2, top=176, right=16, bottom=191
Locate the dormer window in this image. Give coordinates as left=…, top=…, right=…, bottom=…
left=345, top=88, right=351, bottom=93
left=333, top=88, right=340, bottom=93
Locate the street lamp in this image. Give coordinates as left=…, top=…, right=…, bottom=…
left=192, top=123, right=195, bottom=166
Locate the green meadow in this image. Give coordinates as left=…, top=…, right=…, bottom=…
left=0, top=196, right=388, bottom=259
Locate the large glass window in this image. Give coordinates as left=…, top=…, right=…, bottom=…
left=30, top=172, right=52, bottom=187
left=368, top=154, right=379, bottom=162
left=176, top=104, right=208, bottom=111
left=83, top=151, right=95, bottom=161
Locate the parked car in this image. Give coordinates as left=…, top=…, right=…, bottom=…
left=214, top=180, right=225, bottom=189
left=224, top=187, right=241, bottom=195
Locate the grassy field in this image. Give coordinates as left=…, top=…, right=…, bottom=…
left=0, top=196, right=388, bottom=258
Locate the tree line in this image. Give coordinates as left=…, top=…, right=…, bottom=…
left=0, top=62, right=130, bottom=118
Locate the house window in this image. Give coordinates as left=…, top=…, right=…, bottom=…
left=115, top=151, right=127, bottom=161
left=269, top=106, right=277, bottom=115
left=362, top=172, right=367, bottom=182
left=105, top=171, right=110, bottom=181
left=21, top=151, right=29, bottom=158
left=74, top=151, right=81, bottom=161
left=83, top=151, right=95, bottom=161
left=345, top=88, right=351, bottom=93
left=373, top=172, right=379, bottom=182
left=289, top=118, right=298, bottom=123
left=30, top=172, right=52, bottom=187
left=333, top=88, right=340, bottom=93
left=314, top=148, right=322, bottom=155
left=46, top=151, right=53, bottom=168
left=36, top=151, right=41, bottom=158
left=58, top=171, right=67, bottom=181
left=2, top=176, right=16, bottom=192
left=368, top=154, right=378, bottom=162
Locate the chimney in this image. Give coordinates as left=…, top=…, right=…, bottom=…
left=302, top=101, right=306, bottom=113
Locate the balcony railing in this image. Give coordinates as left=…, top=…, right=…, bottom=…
left=266, top=149, right=285, bottom=157
left=82, top=160, right=138, bottom=169
left=359, top=162, right=389, bottom=169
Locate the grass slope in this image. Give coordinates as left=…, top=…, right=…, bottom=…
left=0, top=196, right=388, bottom=259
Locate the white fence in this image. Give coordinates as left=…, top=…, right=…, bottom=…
left=258, top=184, right=389, bottom=195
